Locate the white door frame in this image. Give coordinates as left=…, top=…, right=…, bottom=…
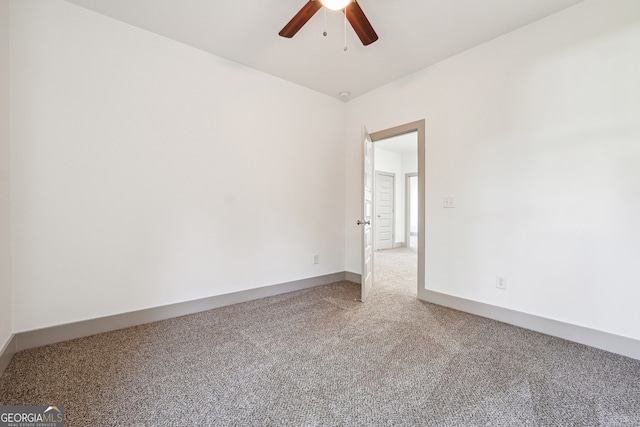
left=368, top=120, right=425, bottom=299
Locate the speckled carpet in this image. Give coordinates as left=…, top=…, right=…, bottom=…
left=1, top=247, right=639, bottom=426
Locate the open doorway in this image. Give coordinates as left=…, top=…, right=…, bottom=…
left=372, top=131, right=418, bottom=296
left=359, top=119, right=425, bottom=301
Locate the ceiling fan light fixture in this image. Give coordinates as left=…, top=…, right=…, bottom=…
left=279, top=0, right=377, bottom=46
left=320, top=0, right=352, bottom=11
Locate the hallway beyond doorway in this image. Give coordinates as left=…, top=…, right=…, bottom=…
left=373, top=246, right=417, bottom=297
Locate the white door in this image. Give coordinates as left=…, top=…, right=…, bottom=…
left=359, top=128, right=374, bottom=302
left=375, top=172, right=395, bottom=250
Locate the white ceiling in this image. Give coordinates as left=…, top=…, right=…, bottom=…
left=64, top=0, right=587, bottom=101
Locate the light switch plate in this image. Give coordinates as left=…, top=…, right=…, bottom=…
left=443, top=197, right=455, bottom=208
left=496, top=275, right=507, bottom=290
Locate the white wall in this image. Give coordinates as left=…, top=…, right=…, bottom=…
left=346, top=0, right=640, bottom=340
left=401, top=150, right=418, bottom=239
left=10, top=0, right=346, bottom=332
left=402, top=151, right=417, bottom=177
left=0, top=0, right=12, bottom=349
left=408, top=176, right=418, bottom=234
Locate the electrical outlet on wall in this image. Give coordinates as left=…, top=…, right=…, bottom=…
left=496, top=275, right=507, bottom=290
left=313, top=254, right=319, bottom=265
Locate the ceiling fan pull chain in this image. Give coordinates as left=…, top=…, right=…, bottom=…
left=323, top=7, right=327, bottom=37
left=344, top=7, right=348, bottom=51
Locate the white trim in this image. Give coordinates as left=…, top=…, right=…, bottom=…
left=421, top=289, right=640, bottom=360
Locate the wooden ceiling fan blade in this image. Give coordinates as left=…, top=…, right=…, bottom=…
left=344, top=1, right=378, bottom=46
left=279, top=1, right=323, bottom=38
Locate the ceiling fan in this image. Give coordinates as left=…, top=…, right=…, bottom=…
left=279, top=0, right=378, bottom=46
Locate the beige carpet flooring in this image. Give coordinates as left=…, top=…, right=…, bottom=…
left=1, top=247, right=640, bottom=426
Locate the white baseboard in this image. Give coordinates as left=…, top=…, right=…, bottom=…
left=420, top=289, right=640, bottom=360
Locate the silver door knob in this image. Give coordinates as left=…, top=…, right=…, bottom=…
left=357, top=220, right=371, bottom=225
